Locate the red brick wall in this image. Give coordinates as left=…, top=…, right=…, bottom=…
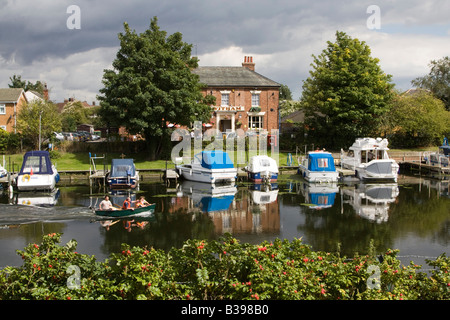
left=201, top=87, right=279, bottom=132
left=0, top=93, right=26, bottom=133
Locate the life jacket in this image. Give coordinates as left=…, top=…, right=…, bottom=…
left=122, top=199, right=131, bottom=210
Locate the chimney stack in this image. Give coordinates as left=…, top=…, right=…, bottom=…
left=242, top=56, right=255, bottom=71
left=43, top=83, right=49, bottom=100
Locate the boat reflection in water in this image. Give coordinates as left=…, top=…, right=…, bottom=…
left=177, top=180, right=237, bottom=213
left=342, top=183, right=399, bottom=223
left=176, top=180, right=280, bottom=235
left=15, top=189, right=60, bottom=207
left=299, top=182, right=339, bottom=210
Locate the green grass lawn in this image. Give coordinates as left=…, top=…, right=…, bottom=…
left=1, top=150, right=300, bottom=172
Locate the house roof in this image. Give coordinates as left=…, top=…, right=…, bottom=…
left=0, top=88, right=25, bottom=103
left=192, top=67, right=280, bottom=88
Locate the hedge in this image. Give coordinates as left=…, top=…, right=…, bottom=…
left=0, top=233, right=448, bottom=300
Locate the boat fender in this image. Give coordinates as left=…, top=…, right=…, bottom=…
left=22, top=174, right=30, bottom=182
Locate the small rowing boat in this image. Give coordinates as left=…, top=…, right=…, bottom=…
left=94, top=203, right=156, bottom=218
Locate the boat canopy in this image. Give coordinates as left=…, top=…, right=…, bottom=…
left=308, top=152, right=336, bottom=172
left=194, top=151, right=235, bottom=169
left=248, top=155, right=278, bottom=173
left=110, top=159, right=136, bottom=178
left=19, top=151, right=54, bottom=175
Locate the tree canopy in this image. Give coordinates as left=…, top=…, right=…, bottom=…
left=412, top=56, right=450, bottom=111
left=301, top=31, right=395, bottom=149
left=9, top=75, right=45, bottom=96
left=98, top=17, right=212, bottom=159
left=381, top=89, right=450, bottom=148
left=16, top=100, right=61, bottom=150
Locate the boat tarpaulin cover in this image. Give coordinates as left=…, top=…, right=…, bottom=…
left=19, top=151, right=54, bottom=175
left=308, top=153, right=336, bottom=172
left=110, top=159, right=136, bottom=178
left=196, top=151, right=235, bottom=170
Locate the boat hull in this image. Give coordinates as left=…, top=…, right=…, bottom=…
left=16, top=172, right=59, bottom=191
left=342, top=160, right=399, bottom=182
left=108, top=176, right=139, bottom=188
left=95, top=203, right=155, bottom=218
left=298, top=165, right=339, bottom=183
left=178, top=166, right=237, bottom=184
left=247, top=171, right=278, bottom=183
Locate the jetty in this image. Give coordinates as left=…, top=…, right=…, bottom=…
left=89, top=153, right=109, bottom=187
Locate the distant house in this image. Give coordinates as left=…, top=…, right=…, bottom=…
left=0, top=88, right=27, bottom=133
left=280, top=110, right=305, bottom=134
left=192, top=56, right=280, bottom=133
left=56, top=98, right=97, bottom=113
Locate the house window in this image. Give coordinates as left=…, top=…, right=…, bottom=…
left=0, top=104, right=5, bottom=115
left=248, top=115, right=263, bottom=129
left=220, top=90, right=231, bottom=106
left=221, top=94, right=229, bottom=106
left=251, top=94, right=260, bottom=106
left=0, top=126, right=6, bottom=131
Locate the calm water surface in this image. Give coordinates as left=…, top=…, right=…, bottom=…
left=0, top=174, right=448, bottom=269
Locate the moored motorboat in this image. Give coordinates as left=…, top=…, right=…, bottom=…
left=424, top=137, right=449, bottom=167
left=244, top=155, right=278, bottom=183
left=176, top=150, right=237, bottom=184
left=340, top=138, right=399, bottom=182
left=107, top=158, right=139, bottom=188
left=16, top=151, right=60, bottom=191
left=298, top=151, right=339, bottom=183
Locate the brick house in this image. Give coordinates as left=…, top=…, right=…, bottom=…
left=192, top=56, right=280, bottom=133
left=0, top=88, right=27, bottom=133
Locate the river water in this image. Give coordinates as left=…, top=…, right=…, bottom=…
left=0, top=174, right=448, bottom=270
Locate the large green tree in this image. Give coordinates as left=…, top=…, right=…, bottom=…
left=61, top=100, right=90, bottom=132
left=301, top=31, right=395, bottom=149
left=381, top=90, right=450, bottom=148
left=412, top=56, right=450, bottom=111
left=16, top=100, right=61, bottom=150
left=98, top=17, right=212, bottom=159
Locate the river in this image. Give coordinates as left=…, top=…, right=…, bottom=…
left=0, top=174, right=448, bottom=271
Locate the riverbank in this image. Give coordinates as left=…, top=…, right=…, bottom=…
left=1, top=146, right=438, bottom=172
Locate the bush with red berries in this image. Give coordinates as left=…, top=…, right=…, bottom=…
left=0, top=233, right=448, bottom=300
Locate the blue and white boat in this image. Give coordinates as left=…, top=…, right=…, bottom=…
left=16, top=151, right=60, bottom=191
left=425, top=137, right=449, bottom=167
left=177, top=150, right=237, bottom=183
left=245, top=155, right=278, bottom=183
left=107, top=158, right=139, bottom=188
left=298, top=151, right=339, bottom=183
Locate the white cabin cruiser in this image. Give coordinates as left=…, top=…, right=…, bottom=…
left=177, top=150, right=237, bottom=184
left=16, top=151, right=60, bottom=191
left=340, top=138, right=399, bottom=182
left=244, top=155, right=278, bottom=183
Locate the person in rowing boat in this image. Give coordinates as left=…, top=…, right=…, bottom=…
left=122, top=197, right=134, bottom=210
left=135, top=196, right=150, bottom=208
left=99, top=195, right=116, bottom=211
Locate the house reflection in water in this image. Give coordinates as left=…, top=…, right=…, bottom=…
left=175, top=181, right=280, bottom=236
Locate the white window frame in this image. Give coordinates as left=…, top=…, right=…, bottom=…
left=248, top=115, right=263, bottom=129
left=220, top=90, right=231, bottom=106
left=250, top=90, right=261, bottom=107
left=0, top=104, right=6, bottom=115
left=0, top=125, right=6, bottom=131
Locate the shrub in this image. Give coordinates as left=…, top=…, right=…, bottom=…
left=0, top=233, right=448, bottom=300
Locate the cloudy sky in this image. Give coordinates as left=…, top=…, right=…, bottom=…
left=1, top=0, right=449, bottom=103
